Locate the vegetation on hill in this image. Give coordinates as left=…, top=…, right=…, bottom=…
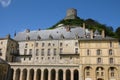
left=48, top=17, right=120, bottom=39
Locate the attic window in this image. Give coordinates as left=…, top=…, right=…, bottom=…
left=37, top=35, right=41, bottom=40
left=75, top=34, right=79, bottom=39
left=26, top=36, right=30, bottom=40
left=60, top=34, right=64, bottom=39
left=49, top=35, right=53, bottom=39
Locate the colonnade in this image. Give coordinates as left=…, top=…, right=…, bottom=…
left=9, top=68, right=79, bottom=80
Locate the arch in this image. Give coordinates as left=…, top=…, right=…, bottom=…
left=29, top=69, right=34, bottom=80
left=22, top=69, right=27, bottom=80
left=74, top=69, right=79, bottom=80
left=96, top=67, right=104, bottom=77
left=51, top=69, right=56, bottom=80
left=15, top=69, right=21, bottom=80
left=58, top=69, right=63, bottom=80
left=97, top=78, right=104, bottom=80
left=66, top=69, right=71, bottom=80
left=84, top=66, right=92, bottom=77
left=44, top=69, right=48, bottom=80
left=36, top=69, right=41, bottom=80
left=9, top=68, right=14, bottom=80
left=108, top=67, right=118, bottom=78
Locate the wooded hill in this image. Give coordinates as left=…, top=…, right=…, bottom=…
left=49, top=17, right=120, bottom=39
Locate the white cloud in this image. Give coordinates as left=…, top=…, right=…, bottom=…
left=0, top=0, right=11, bottom=7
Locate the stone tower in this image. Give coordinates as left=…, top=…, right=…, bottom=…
left=64, top=8, right=77, bottom=20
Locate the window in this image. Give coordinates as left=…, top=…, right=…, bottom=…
left=75, top=42, right=78, bottom=46
left=1, top=42, right=3, bottom=45
left=24, top=49, right=27, bottom=55
left=60, top=42, right=63, bottom=47
left=36, top=43, right=38, bottom=47
left=86, top=72, right=90, bottom=76
left=75, top=48, right=78, bottom=54
left=110, top=41, right=112, bottom=47
left=0, top=49, right=2, bottom=56
left=25, top=43, right=28, bottom=48
left=60, top=48, right=63, bottom=53
left=111, top=72, right=114, bottom=77
left=109, top=58, right=114, bottom=64
left=26, top=36, right=30, bottom=40
left=97, top=58, right=102, bottom=64
left=36, top=49, right=39, bottom=56
left=24, top=58, right=26, bottom=60
left=101, top=72, right=104, bottom=76
left=29, top=57, right=31, bottom=60
left=109, top=49, right=113, bottom=55
left=29, top=49, right=32, bottom=55
left=48, top=43, right=51, bottom=46
left=37, top=36, right=41, bottom=40
left=48, top=49, right=50, bottom=56
left=87, top=49, right=90, bottom=56
left=54, top=48, right=56, bottom=55
left=42, top=43, right=45, bottom=47
left=41, top=49, right=44, bottom=56
left=97, top=49, right=101, bottom=55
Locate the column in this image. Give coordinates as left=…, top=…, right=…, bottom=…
left=56, top=70, right=58, bottom=80
left=13, top=70, right=16, bottom=80
left=105, top=67, right=108, bottom=80
left=79, top=65, right=83, bottom=80
left=71, top=70, right=73, bottom=80
left=34, top=69, right=37, bottom=80
left=27, top=69, right=30, bottom=80
left=92, top=67, right=96, bottom=80
left=63, top=70, right=66, bottom=80
left=20, top=69, right=23, bottom=80
left=48, top=70, right=51, bottom=80
left=41, top=70, right=44, bottom=80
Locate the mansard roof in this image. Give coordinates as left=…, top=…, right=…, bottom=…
left=14, top=26, right=116, bottom=41
left=14, top=26, right=85, bottom=41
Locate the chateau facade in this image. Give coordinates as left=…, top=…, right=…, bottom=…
left=0, top=9, right=120, bottom=80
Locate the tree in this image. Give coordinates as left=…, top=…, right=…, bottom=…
left=115, top=27, right=120, bottom=39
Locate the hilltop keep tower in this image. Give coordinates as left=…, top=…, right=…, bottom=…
left=65, top=8, right=77, bottom=20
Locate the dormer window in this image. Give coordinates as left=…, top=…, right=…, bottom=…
left=37, top=35, right=41, bottom=40
left=75, top=34, right=79, bottom=39
left=60, top=34, right=64, bottom=39
left=49, top=35, right=53, bottom=39
left=26, top=36, right=30, bottom=40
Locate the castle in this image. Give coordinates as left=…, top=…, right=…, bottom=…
left=0, top=8, right=120, bottom=80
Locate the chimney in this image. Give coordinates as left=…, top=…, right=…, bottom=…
left=83, top=23, right=85, bottom=29
left=65, top=25, right=71, bottom=32
left=26, top=29, right=30, bottom=33
left=6, top=34, right=10, bottom=39
left=90, top=30, right=93, bottom=39
left=101, top=30, right=105, bottom=38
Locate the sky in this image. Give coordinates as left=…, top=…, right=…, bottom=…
left=0, top=0, right=120, bottom=37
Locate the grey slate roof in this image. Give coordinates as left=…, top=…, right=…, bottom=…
left=14, top=26, right=116, bottom=41
left=14, top=26, right=86, bottom=41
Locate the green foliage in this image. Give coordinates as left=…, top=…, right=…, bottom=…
left=48, top=17, right=118, bottom=38
left=115, top=27, right=120, bottom=39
